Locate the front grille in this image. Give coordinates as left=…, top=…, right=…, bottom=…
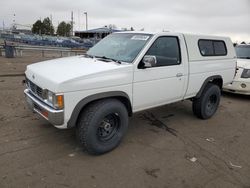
left=27, top=79, right=44, bottom=99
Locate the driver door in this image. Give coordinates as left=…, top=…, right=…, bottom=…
left=133, top=35, right=187, bottom=111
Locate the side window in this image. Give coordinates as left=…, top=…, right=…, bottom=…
left=198, top=40, right=214, bottom=56
left=214, top=41, right=227, bottom=55
left=146, top=36, right=181, bottom=67
left=198, top=39, right=227, bottom=56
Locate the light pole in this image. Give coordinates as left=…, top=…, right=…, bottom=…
left=84, top=12, right=88, bottom=31
left=13, top=13, right=16, bottom=30
left=2, top=21, right=5, bottom=31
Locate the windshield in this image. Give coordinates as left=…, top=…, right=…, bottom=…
left=235, top=45, right=250, bottom=59
left=87, top=33, right=152, bottom=63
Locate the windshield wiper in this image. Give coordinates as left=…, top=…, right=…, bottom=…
left=84, top=54, right=95, bottom=58
left=96, top=56, right=122, bottom=64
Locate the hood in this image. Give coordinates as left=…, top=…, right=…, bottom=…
left=25, top=56, right=133, bottom=92
left=237, top=58, right=250, bottom=69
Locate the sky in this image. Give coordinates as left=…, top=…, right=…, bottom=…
left=0, top=0, right=249, bottom=42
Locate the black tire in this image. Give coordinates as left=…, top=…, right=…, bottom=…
left=193, top=83, right=221, bottom=119
left=76, top=99, right=128, bottom=155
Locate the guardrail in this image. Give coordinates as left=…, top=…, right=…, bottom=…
left=0, top=45, right=86, bottom=57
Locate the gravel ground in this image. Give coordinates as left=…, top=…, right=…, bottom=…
left=0, top=54, right=250, bottom=188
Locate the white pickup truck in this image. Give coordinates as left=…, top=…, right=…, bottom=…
left=24, top=32, right=236, bottom=154
left=224, top=44, right=250, bottom=95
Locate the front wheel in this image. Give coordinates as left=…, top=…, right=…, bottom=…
left=193, top=83, right=221, bottom=119
left=76, top=99, right=128, bottom=155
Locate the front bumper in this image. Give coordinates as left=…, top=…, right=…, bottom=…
left=223, top=80, right=250, bottom=95
left=24, top=89, right=64, bottom=125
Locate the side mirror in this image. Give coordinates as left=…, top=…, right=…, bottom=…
left=142, top=55, right=157, bottom=68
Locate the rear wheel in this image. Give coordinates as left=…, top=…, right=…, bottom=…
left=193, top=83, right=221, bottom=119
left=76, top=99, right=128, bottom=155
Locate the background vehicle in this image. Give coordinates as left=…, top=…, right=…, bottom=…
left=24, top=32, right=236, bottom=154
left=224, top=44, right=250, bottom=95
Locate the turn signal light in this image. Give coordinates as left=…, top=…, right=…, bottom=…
left=56, top=95, right=64, bottom=109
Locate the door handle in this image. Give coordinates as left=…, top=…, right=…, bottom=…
left=176, top=73, right=183, bottom=77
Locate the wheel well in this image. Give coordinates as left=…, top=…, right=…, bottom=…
left=82, top=96, right=132, bottom=116
left=210, top=78, right=223, bottom=89
left=114, top=96, right=133, bottom=116
left=77, top=96, right=132, bottom=123
left=195, top=76, right=223, bottom=98
left=67, top=93, right=133, bottom=128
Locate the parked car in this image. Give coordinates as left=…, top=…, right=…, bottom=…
left=223, top=44, right=250, bottom=95
left=24, top=32, right=236, bottom=154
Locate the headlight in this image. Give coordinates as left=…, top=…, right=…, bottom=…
left=241, top=69, right=250, bottom=78
left=44, top=90, right=64, bottom=110
left=47, top=91, right=54, bottom=104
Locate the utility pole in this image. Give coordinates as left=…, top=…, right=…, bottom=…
left=50, top=14, right=53, bottom=35
left=50, top=15, right=53, bottom=25
left=71, top=11, right=74, bottom=36
left=2, top=21, right=5, bottom=31
left=77, top=10, right=80, bottom=31
left=84, top=12, right=88, bottom=31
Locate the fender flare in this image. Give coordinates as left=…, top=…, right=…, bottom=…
left=195, top=75, right=223, bottom=98
left=67, top=91, right=132, bottom=128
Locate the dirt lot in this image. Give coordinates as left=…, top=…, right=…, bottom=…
left=0, top=53, right=250, bottom=188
